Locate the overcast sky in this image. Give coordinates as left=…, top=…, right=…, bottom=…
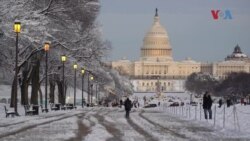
left=98, top=0, right=250, bottom=62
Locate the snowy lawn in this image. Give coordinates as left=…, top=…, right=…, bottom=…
left=0, top=97, right=250, bottom=141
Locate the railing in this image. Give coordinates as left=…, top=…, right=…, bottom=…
left=158, top=103, right=250, bottom=132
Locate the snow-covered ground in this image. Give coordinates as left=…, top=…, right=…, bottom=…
left=133, top=92, right=250, bottom=138
left=1, top=87, right=250, bottom=141
left=1, top=104, right=250, bottom=141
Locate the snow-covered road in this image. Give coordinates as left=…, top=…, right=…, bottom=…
left=0, top=107, right=249, bottom=141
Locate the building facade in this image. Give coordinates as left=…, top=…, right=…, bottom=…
left=111, top=9, right=250, bottom=92
left=201, top=46, right=250, bottom=79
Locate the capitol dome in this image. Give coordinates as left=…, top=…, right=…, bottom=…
left=225, top=44, right=249, bottom=61
left=141, top=8, right=172, bottom=61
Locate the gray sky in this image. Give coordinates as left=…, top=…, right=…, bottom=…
left=98, top=0, right=250, bottom=62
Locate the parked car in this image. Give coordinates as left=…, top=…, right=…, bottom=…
left=143, top=103, right=157, bottom=108
left=180, top=102, right=184, bottom=106
left=169, top=102, right=179, bottom=107
left=190, top=101, right=198, bottom=106
left=168, top=99, right=174, bottom=102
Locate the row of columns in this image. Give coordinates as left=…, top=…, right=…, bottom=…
left=143, top=65, right=168, bottom=75
left=141, top=48, right=171, bottom=57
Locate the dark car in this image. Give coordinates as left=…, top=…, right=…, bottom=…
left=190, top=101, right=198, bottom=106
left=170, top=102, right=179, bottom=107
left=143, top=103, right=157, bottom=108
left=180, top=102, right=184, bottom=106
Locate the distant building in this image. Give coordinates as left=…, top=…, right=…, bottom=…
left=201, top=45, right=250, bottom=79
left=111, top=9, right=250, bottom=92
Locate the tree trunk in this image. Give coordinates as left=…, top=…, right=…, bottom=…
left=39, top=87, right=43, bottom=105
left=20, top=66, right=30, bottom=105
left=10, top=77, right=17, bottom=107
left=30, top=60, right=40, bottom=105
left=20, top=81, right=29, bottom=105
left=56, top=80, right=64, bottom=105
left=49, top=78, right=55, bottom=103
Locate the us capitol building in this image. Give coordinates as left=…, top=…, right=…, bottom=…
left=110, top=9, right=250, bottom=92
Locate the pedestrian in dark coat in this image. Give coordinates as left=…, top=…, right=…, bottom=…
left=120, top=100, right=123, bottom=108
left=218, top=99, right=222, bottom=108
left=124, top=98, right=132, bottom=118
left=203, top=91, right=213, bottom=119
left=226, top=98, right=231, bottom=107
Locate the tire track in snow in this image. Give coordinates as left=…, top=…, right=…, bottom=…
left=95, top=113, right=123, bottom=141
left=66, top=113, right=93, bottom=141
left=0, top=113, right=66, bottom=128
left=127, top=116, right=158, bottom=141
left=0, top=112, right=83, bottom=139
left=138, top=110, right=187, bottom=139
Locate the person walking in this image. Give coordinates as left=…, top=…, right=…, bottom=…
left=226, top=98, right=231, bottom=107
left=203, top=91, right=213, bottom=119
left=124, top=97, right=132, bottom=118
left=218, top=99, right=222, bottom=108
left=119, top=99, right=123, bottom=108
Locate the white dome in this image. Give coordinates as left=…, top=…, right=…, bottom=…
left=146, top=17, right=168, bottom=38
left=225, top=45, right=249, bottom=61
left=140, top=9, right=172, bottom=62
left=142, top=16, right=171, bottom=49
left=234, top=53, right=247, bottom=58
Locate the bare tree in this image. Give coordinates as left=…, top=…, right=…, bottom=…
left=185, top=72, right=219, bottom=95
left=0, top=0, right=112, bottom=106
left=215, top=72, right=250, bottom=98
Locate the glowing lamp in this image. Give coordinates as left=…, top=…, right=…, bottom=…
left=14, top=22, right=21, bottom=33
left=81, top=68, right=85, bottom=74
left=61, top=55, right=67, bottom=62
left=73, top=63, right=78, bottom=69
left=44, top=42, right=50, bottom=51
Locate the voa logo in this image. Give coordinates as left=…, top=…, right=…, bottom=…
left=211, top=10, right=232, bottom=20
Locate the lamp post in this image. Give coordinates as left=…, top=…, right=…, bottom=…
left=81, top=68, right=85, bottom=108
left=61, top=55, right=67, bottom=105
left=14, top=22, right=21, bottom=115
left=44, top=42, right=50, bottom=112
left=73, top=63, right=77, bottom=107
left=90, top=76, right=94, bottom=105
left=87, top=73, right=90, bottom=105
left=96, top=82, right=98, bottom=104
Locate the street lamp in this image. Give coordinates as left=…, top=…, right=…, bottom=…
left=95, top=82, right=98, bottom=104
left=90, top=83, right=93, bottom=105
left=90, top=76, right=94, bottom=105
left=87, top=73, right=89, bottom=105
left=81, top=68, right=85, bottom=108
left=73, top=63, right=78, bottom=107
left=90, top=76, right=94, bottom=81
left=61, top=55, right=67, bottom=105
left=44, top=42, right=50, bottom=112
left=14, top=22, right=21, bottom=115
